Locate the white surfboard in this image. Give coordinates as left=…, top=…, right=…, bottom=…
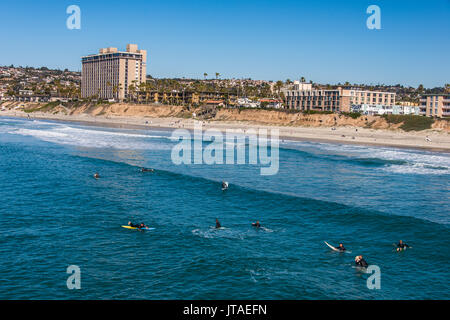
left=324, top=241, right=340, bottom=252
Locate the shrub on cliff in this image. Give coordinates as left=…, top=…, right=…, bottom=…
left=302, top=110, right=334, bottom=115
left=341, top=112, right=362, bottom=119
left=382, top=114, right=434, bottom=131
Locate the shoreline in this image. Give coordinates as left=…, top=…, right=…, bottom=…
left=2, top=110, right=450, bottom=152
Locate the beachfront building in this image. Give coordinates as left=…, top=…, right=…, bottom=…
left=354, top=104, right=419, bottom=116
left=419, top=94, right=450, bottom=118
left=284, top=82, right=395, bottom=113
left=81, top=44, right=147, bottom=101
left=259, top=98, right=283, bottom=109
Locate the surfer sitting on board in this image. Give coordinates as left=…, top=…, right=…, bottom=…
left=355, top=255, right=368, bottom=268
left=396, top=240, right=410, bottom=251
left=215, top=219, right=221, bottom=229
left=252, top=221, right=261, bottom=228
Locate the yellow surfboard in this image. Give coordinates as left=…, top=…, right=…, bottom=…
left=122, top=226, right=137, bottom=229
left=121, top=225, right=155, bottom=231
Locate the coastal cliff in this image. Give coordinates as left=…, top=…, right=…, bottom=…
left=1, top=101, right=449, bottom=133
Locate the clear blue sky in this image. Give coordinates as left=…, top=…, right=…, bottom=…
left=0, top=0, right=448, bottom=87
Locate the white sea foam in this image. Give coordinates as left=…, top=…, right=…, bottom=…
left=9, top=124, right=172, bottom=151
left=5, top=118, right=449, bottom=175
left=284, top=140, right=450, bottom=175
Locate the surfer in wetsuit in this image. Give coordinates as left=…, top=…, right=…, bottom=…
left=355, top=255, right=368, bottom=268
left=141, top=168, right=154, bottom=172
left=128, top=221, right=140, bottom=228
left=337, top=243, right=346, bottom=252
left=252, top=221, right=261, bottom=228
left=222, top=181, right=229, bottom=190
left=215, top=219, right=221, bottom=229
left=396, top=240, right=410, bottom=251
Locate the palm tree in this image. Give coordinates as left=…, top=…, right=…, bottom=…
left=106, top=81, right=112, bottom=100
left=117, top=83, right=123, bottom=102
left=275, top=80, right=283, bottom=98
left=300, top=76, right=306, bottom=83
left=203, top=73, right=208, bottom=80
left=112, top=84, right=119, bottom=101
left=128, top=81, right=138, bottom=103
left=215, top=72, right=220, bottom=80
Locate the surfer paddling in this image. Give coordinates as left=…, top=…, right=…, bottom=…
left=252, top=221, right=261, bottom=228
left=396, top=240, right=410, bottom=251
left=355, top=255, right=368, bottom=268
left=324, top=241, right=347, bottom=252
left=141, top=168, right=154, bottom=172
left=128, top=221, right=139, bottom=228
left=128, top=221, right=148, bottom=229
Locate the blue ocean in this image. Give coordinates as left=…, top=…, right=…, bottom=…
left=0, top=117, right=449, bottom=299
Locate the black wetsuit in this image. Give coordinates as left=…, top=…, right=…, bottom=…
left=397, top=243, right=410, bottom=250
left=216, top=221, right=221, bottom=229
left=356, top=259, right=368, bottom=268
left=130, top=223, right=140, bottom=228
left=338, top=246, right=346, bottom=252
left=252, top=223, right=261, bottom=228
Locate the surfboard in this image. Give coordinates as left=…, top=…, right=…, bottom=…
left=324, top=241, right=340, bottom=252
left=122, top=226, right=155, bottom=231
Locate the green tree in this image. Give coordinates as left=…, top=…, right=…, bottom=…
left=417, top=84, right=424, bottom=94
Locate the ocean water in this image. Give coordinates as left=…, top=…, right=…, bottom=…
left=0, top=117, right=449, bottom=299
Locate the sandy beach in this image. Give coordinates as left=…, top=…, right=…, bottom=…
left=2, top=109, right=450, bottom=152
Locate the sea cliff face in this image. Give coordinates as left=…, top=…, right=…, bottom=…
left=1, top=101, right=449, bottom=133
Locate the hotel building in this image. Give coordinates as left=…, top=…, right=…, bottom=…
left=81, top=44, right=147, bottom=101
left=284, top=81, right=395, bottom=113
left=419, top=94, right=450, bottom=118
